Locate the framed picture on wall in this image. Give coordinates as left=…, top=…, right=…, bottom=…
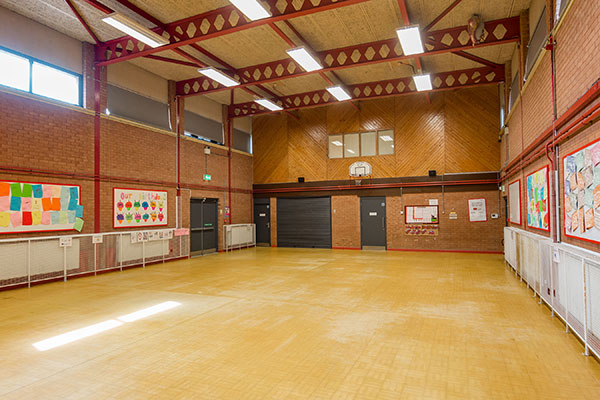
left=508, top=179, right=522, bottom=225
left=468, top=198, right=487, bottom=222
left=563, top=138, right=600, bottom=244
left=113, top=188, right=168, bottom=228
left=526, top=166, right=549, bottom=232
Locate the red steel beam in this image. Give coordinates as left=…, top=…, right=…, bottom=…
left=65, top=0, right=101, bottom=44
left=178, top=17, right=519, bottom=97
left=229, top=66, right=503, bottom=118
left=423, top=0, right=464, bottom=32
left=95, top=0, right=370, bottom=65
left=144, top=55, right=199, bottom=67
left=452, top=50, right=503, bottom=68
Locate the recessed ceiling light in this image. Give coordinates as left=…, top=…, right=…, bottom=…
left=102, top=13, right=169, bottom=48
left=379, top=135, right=393, bottom=142
left=229, top=0, right=270, bottom=21
left=326, top=85, right=352, bottom=101
left=413, top=74, right=432, bottom=91
left=255, top=98, right=283, bottom=111
left=198, top=67, right=239, bottom=87
left=396, top=26, right=424, bottom=56
left=332, top=140, right=343, bottom=146
left=286, top=47, right=323, bottom=72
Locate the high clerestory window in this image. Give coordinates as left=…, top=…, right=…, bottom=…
left=328, top=130, right=394, bottom=159
left=0, top=46, right=82, bottom=106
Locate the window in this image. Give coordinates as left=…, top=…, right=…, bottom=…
left=328, top=130, right=395, bottom=158
left=0, top=46, right=82, bottom=106
left=107, top=85, right=169, bottom=130
left=328, top=135, right=343, bottom=158
left=509, top=74, right=519, bottom=112
left=184, top=110, right=224, bottom=144
left=378, top=130, right=394, bottom=155
left=0, top=49, right=29, bottom=91
left=344, top=133, right=359, bottom=158
left=525, top=7, right=547, bottom=79
left=360, top=131, right=376, bottom=156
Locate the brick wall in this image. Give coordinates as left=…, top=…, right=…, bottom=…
left=331, top=195, right=360, bottom=249
left=0, top=89, right=253, bottom=248
left=503, top=0, right=600, bottom=252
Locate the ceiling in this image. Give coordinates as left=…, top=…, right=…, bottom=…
left=0, top=0, right=531, bottom=107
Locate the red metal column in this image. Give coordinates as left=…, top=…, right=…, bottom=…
left=93, top=65, right=101, bottom=233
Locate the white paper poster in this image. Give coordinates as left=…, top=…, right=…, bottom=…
left=508, top=180, right=521, bottom=225
left=468, top=198, right=487, bottom=222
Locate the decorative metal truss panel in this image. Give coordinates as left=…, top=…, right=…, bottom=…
left=178, top=17, right=519, bottom=97
left=229, top=66, right=503, bottom=117
left=95, top=0, right=370, bottom=65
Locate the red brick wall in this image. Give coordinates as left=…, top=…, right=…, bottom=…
left=503, top=0, right=600, bottom=252
left=0, top=89, right=253, bottom=247
left=331, top=195, right=360, bottom=249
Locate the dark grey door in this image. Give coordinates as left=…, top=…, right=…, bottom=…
left=254, top=203, right=270, bottom=245
left=277, top=197, right=331, bottom=248
left=360, top=197, right=386, bottom=248
left=190, top=198, right=218, bottom=255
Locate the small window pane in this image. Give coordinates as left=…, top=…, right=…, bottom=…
left=32, top=62, right=79, bottom=105
left=0, top=49, right=30, bottom=91
left=360, top=131, right=376, bottom=156
left=378, top=130, right=394, bottom=155
left=329, top=135, right=343, bottom=159
left=344, top=133, right=359, bottom=158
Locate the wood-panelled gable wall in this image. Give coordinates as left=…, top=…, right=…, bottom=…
left=252, top=86, right=501, bottom=184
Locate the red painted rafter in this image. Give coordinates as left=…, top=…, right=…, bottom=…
left=65, top=0, right=101, bottom=44
left=229, top=66, right=503, bottom=118
left=94, top=0, right=371, bottom=65
left=143, top=55, right=199, bottom=68
left=177, top=16, right=519, bottom=97
left=423, top=0, right=464, bottom=31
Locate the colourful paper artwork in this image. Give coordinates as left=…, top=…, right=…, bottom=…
left=564, top=141, right=600, bottom=243
left=0, top=180, right=83, bottom=234
left=113, top=188, right=167, bottom=228
left=526, top=167, right=549, bottom=231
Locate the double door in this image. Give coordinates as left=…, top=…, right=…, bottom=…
left=190, top=198, right=218, bottom=256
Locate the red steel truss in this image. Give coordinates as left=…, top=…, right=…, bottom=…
left=228, top=66, right=503, bottom=118
left=95, top=0, right=370, bottom=65
left=178, top=17, right=519, bottom=97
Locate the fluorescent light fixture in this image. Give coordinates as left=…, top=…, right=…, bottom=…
left=255, top=98, right=283, bottom=111
left=332, top=140, right=343, bottom=146
left=198, top=67, right=239, bottom=87
left=396, top=26, right=424, bottom=55
left=326, top=85, right=352, bottom=101
left=286, top=47, right=323, bottom=72
left=102, top=13, right=169, bottom=48
left=413, top=74, right=432, bottom=91
left=117, top=301, right=181, bottom=323
left=229, top=0, right=270, bottom=21
left=379, top=135, right=393, bottom=142
left=33, top=320, right=123, bottom=351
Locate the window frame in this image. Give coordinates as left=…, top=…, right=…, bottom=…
left=328, top=129, right=395, bottom=158
left=0, top=45, right=83, bottom=107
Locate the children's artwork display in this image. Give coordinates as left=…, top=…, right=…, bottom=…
left=508, top=179, right=521, bottom=225
left=113, top=188, right=168, bottom=228
left=563, top=140, right=600, bottom=243
left=468, top=198, right=487, bottom=222
left=526, top=166, right=549, bottom=231
left=0, top=180, right=84, bottom=233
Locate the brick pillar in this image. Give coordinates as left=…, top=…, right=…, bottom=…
left=518, top=10, right=530, bottom=89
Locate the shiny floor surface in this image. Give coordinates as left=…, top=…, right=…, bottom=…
left=1, top=248, right=600, bottom=399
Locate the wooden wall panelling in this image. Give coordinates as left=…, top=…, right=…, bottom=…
left=394, top=95, right=446, bottom=177
left=326, top=102, right=360, bottom=133
left=288, top=107, right=328, bottom=182
left=252, top=113, right=289, bottom=184
left=444, top=86, right=501, bottom=173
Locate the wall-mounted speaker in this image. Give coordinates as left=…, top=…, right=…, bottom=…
left=298, top=177, right=305, bottom=183
left=429, top=170, right=437, bottom=177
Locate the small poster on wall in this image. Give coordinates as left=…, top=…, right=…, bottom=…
left=0, top=180, right=84, bottom=234
left=508, top=179, right=521, bottom=225
left=113, top=188, right=168, bottom=228
left=526, top=166, right=549, bottom=231
left=468, top=198, right=487, bottom=222
left=563, top=139, right=600, bottom=243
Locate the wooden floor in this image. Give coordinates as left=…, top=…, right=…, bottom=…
left=1, top=248, right=600, bottom=399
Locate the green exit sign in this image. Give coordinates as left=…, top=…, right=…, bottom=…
left=203, top=174, right=212, bottom=181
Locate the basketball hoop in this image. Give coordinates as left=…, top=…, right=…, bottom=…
left=349, top=161, right=372, bottom=186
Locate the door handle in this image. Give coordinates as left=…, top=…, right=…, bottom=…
left=267, top=222, right=270, bottom=228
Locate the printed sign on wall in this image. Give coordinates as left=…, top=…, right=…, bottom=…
left=468, top=198, right=487, bottom=222
left=563, top=140, right=600, bottom=243
left=526, top=166, right=549, bottom=231
left=113, top=188, right=168, bottom=228
left=0, top=180, right=84, bottom=234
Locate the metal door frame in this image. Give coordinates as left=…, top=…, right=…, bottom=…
left=190, top=197, right=219, bottom=256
